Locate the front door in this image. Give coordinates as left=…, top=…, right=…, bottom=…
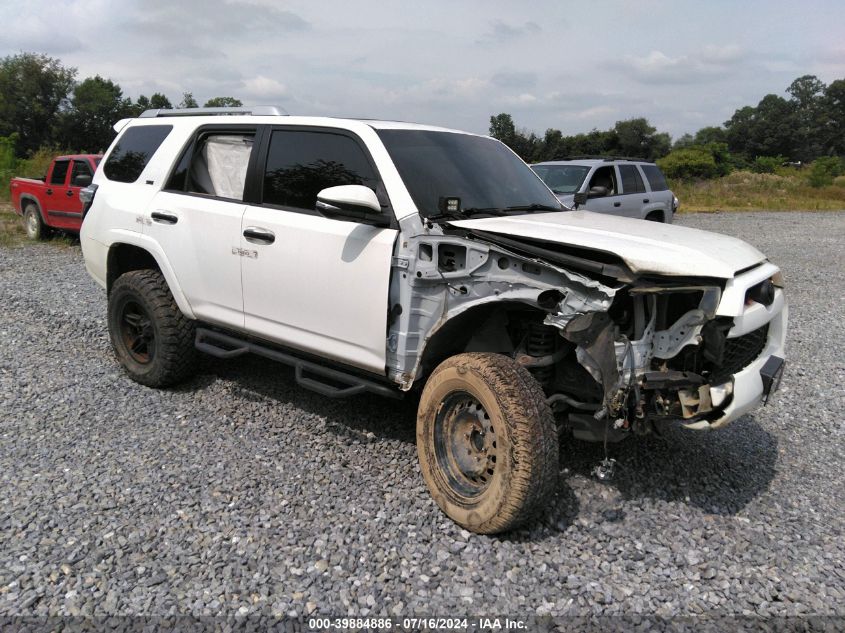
left=44, top=159, right=78, bottom=228
left=241, top=128, right=397, bottom=373
left=583, top=165, right=622, bottom=216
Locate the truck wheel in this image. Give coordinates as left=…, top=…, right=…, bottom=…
left=645, top=211, right=664, bottom=222
left=417, top=353, right=558, bottom=534
left=23, top=204, right=46, bottom=240
left=108, top=270, right=197, bottom=387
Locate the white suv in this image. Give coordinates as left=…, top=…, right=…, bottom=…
left=81, top=107, right=787, bottom=534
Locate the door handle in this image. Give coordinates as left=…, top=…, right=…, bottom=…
left=613, top=201, right=621, bottom=207
left=46, top=188, right=53, bottom=195
left=243, top=227, right=275, bottom=244
left=151, top=211, right=178, bottom=225
left=643, top=198, right=650, bottom=203
left=66, top=190, right=74, bottom=197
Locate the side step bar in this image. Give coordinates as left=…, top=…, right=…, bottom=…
left=195, top=328, right=401, bottom=400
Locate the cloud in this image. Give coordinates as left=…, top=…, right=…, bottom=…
left=240, top=75, right=287, bottom=99
left=491, top=71, right=538, bottom=90
left=613, top=46, right=747, bottom=84
left=2, top=14, right=85, bottom=54
left=571, top=105, right=617, bottom=120
left=130, top=1, right=310, bottom=41
left=477, top=20, right=541, bottom=44
left=701, top=44, right=745, bottom=64
left=819, top=46, right=845, bottom=63
left=379, top=77, right=490, bottom=106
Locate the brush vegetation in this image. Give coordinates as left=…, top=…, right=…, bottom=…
left=671, top=165, right=845, bottom=213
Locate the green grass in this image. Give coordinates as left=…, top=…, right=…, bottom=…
left=671, top=169, right=845, bottom=213
left=0, top=203, right=26, bottom=247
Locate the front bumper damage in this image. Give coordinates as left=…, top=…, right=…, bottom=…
left=545, top=263, right=788, bottom=435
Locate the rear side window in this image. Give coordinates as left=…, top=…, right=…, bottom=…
left=165, top=131, right=256, bottom=201
left=262, top=130, right=379, bottom=211
left=619, top=164, right=646, bottom=194
left=104, top=125, right=173, bottom=183
left=50, top=160, right=69, bottom=185
left=640, top=164, right=669, bottom=191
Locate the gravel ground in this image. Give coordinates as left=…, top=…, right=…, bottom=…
left=0, top=211, right=843, bottom=621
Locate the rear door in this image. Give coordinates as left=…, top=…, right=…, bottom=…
left=617, top=164, right=649, bottom=219
left=639, top=164, right=673, bottom=221
left=240, top=126, right=397, bottom=373
left=145, top=126, right=259, bottom=330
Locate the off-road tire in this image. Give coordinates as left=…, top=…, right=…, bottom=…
left=417, top=353, right=558, bottom=534
left=24, top=203, right=46, bottom=240
left=108, top=270, right=197, bottom=387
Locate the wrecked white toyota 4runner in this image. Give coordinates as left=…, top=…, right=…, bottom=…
left=80, top=108, right=787, bottom=534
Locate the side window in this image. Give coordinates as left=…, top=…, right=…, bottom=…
left=587, top=165, right=618, bottom=195
left=641, top=164, right=669, bottom=191
left=50, top=160, right=70, bottom=186
left=262, top=130, right=379, bottom=211
left=104, top=125, right=173, bottom=183
left=165, top=132, right=255, bottom=201
left=619, top=164, right=646, bottom=194
left=70, top=160, right=92, bottom=185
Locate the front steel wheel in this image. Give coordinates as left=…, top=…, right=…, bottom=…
left=417, top=353, right=558, bottom=534
left=433, top=392, right=499, bottom=497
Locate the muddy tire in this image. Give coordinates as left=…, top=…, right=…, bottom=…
left=24, top=203, right=46, bottom=240
left=108, top=270, right=197, bottom=387
left=417, top=353, right=558, bottom=534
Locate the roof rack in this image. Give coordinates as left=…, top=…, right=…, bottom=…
left=139, top=106, right=288, bottom=118
left=554, top=155, right=650, bottom=162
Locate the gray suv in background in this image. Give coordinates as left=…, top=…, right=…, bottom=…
left=532, top=157, right=679, bottom=222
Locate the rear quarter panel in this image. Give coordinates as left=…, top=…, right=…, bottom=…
left=9, top=178, right=47, bottom=217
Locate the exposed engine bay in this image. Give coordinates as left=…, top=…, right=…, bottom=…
left=386, top=218, right=786, bottom=443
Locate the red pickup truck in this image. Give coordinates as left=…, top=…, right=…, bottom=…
left=10, top=154, right=102, bottom=240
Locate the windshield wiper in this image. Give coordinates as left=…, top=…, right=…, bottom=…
left=459, top=207, right=506, bottom=217
left=501, top=203, right=562, bottom=213
left=439, top=203, right=562, bottom=219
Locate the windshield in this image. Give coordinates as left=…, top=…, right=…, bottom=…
left=531, top=164, right=590, bottom=194
left=377, top=130, right=561, bottom=218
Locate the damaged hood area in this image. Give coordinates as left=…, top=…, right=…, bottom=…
left=448, top=210, right=766, bottom=279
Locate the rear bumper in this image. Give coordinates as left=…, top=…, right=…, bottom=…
left=80, top=235, right=108, bottom=290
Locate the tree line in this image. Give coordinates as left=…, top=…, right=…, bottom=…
left=0, top=52, right=243, bottom=157
left=489, top=74, right=844, bottom=181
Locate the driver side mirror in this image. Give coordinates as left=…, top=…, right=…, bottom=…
left=315, top=185, right=387, bottom=225
left=588, top=186, right=608, bottom=198
left=73, top=174, right=92, bottom=187
left=573, top=192, right=588, bottom=208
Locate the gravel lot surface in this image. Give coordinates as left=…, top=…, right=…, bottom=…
left=1, top=211, right=843, bottom=620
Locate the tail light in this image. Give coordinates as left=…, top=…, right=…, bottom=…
left=80, top=184, right=98, bottom=218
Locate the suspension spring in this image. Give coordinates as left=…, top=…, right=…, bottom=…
left=526, top=322, right=556, bottom=387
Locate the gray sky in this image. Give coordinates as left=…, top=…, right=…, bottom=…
left=3, top=0, right=844, bottom=138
